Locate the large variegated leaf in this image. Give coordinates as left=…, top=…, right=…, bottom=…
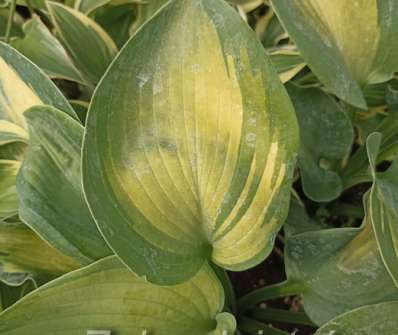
left=0, top=256, right=236, bottom=335
left=0, top=160, right=20, bottom=220
left=316, top=302, right=398, bottom=335
left=271, top=0, right=398, bottom=109
left=11, top=16, right=84, bottom=83
left=284, top=208, right=398, bottom=325
left=47, top=2, right=118, bottom=85
left=17, top=106, right=110, bottom=265
left=0, top=42, right=77, bottom=127
left=0, top=221, right=79, bottom=286
left=83, top=0, right=299, bottom=285
left=367, top=132, right=398, bottom=287
left=287, top=84, right=353, bottom=202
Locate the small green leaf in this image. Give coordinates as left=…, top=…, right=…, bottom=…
left=47, top=2, right=118, bottom=84
left=287, top=84, right=354, bottom=202
left=285, top=212, right=398, bottom=325
left=0, top=160, right=19, bottom=220
left=272, top=0, right=398, bottom=109
left=0, top=220, right=79, bottom=286
left=0, top=256, right=236, bottom=335
left=83, top=0, right=299, bottom=285
left=17, top=105, right=110, bottom=265
left=11, top=16, right=84, bottom=83
left=316, top=302, right=398, bottom=335
left=0, top=42, right=77, bottom=128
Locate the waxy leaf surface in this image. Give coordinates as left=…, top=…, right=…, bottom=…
left=83, top=0, right=299, bottom=285
left=17, top=106, right=110, bottom=265
left=316, top=301, right=398, bottom=335
left=0, top=256, right=236, bottom=335
left=272, top=0, right=398, bottom=108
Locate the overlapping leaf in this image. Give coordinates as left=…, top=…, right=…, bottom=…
left=269, top=49, right=305, bottom=83
left=287, top=84, right=353, bottom=202
left=343, top=112, right=398, bottom=188
left=83, top=0, right=299, bottom=285
left=0, top=256, right=236, bottom=335
left=17, top=105, right=110, bottom=265
left=11, top=15, right=84, bottom=83
left=285, top=213, right=398, bottom=325
left=366, top=132, right=398, bottom=287
left=272, top=0, right=398, bottom=109
left=0, top=42, right=77, bottom=127
left=0, top=220, right=79, bottom=286
left=47, top=2, right=118, bottom=85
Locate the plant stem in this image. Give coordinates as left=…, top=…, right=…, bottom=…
left=238, top=280, right=304, bottom=313
left=5, top=0, right=17, bottom=43
left=249, top=307, right=316, bottom=327
left=238, top=317, right=290, bottom=335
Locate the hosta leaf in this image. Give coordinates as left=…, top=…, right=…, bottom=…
left=93, top=3, right=136, bottom=48
left=285, top=210, right=398, bottom=325
left=287, top=85, right=353, bottom=202
left=0, top=42, right=77, bottom=128
left=130, top=0, right=169, bottom=33
left=0, top=121, right=28, bottom=147
left=83, top=0, right=299, bottom=285
left=17, top=105, right=110, bottom=264
left=316, top=302, right=398, bottom=335
left=343, top=112, right=398, bottom=188
left=47, top=2, right=118, bottom=85
left=367, top=132, right=398, bottom=287
left=272, top=0, right=398, bottom=109
left=0, top=160, right=19, bottom=220
left=0, top=256, right=236, bottom=335
left=0, top=9, right=22, bottom=38
left=11, top=16, right=84, bottom=83
left=75, top=0, right=111, bottom=13
left=0, top=221, right=79, bottom=286
left=75, top=0, right=141, bottom=14
left=69, top=100, right=88, bottom=123
left=258, top=12, right=286, bottom=49
left=269, top=49, right=306, bottom=84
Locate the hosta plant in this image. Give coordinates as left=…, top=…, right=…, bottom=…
left=0, top=0, right=398, bottom=335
